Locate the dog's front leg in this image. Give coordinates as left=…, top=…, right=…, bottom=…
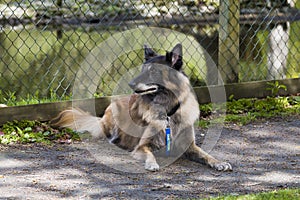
left=132, top=121, right=164, bottom=172
left=132, top=142, right=159, bottom=172
left=132, top=104, right=166, bottom=171
left=185, top=142, right=232, bottom=171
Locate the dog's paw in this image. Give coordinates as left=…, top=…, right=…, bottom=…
left=145, top=161, right=160, bottom=172
left=212, top=162, right=232, bottom=171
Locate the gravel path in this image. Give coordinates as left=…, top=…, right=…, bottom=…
left=0, top=118, right=299, bottom=199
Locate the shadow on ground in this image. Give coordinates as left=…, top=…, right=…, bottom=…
left=0, top=118, right=299, bottom=199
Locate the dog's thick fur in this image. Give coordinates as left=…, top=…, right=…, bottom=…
left=51, top=44, right=232, bottom=172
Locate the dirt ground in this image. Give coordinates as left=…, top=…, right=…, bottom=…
left=0, top=117, right=299, bottom=199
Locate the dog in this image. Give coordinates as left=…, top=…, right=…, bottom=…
left=51, top=44, right=232, bottom=172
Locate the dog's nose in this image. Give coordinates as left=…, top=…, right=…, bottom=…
left=128, top=80, right=136, bottom=89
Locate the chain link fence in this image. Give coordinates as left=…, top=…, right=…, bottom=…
left=0, top=0, right=299, bottom=105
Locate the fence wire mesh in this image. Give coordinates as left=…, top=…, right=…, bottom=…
left=0, top=0, right=299, bottom=105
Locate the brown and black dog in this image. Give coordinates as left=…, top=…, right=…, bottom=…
left=51, top=44, right=232, bottom=172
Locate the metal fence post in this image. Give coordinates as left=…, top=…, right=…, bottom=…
left=219, top=0, right=240, bottom=83
left=56, top=0, right=63, bottom=39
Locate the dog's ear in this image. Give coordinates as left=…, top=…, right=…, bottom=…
left=144, top=44, right=158, bottom=61
left=171, top=43, right=182, bottom=57
left=166, top=43, right=183, bottom=70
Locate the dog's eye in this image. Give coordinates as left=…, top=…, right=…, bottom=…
left=143, top=64, right=156, bottom=73
left=141, top=64, right=148, bottom=71
left=144, top=65, right=153, bottom=73
left=149, top=66, right=158, bottom=73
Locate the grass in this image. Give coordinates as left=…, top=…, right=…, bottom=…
left=198, top=95, right=300, bottom=128
left=210, top=188, right=300, bottom=200
left=0, top=120, right=80, bottom=145
left=0, top=89, right=72, bottom=106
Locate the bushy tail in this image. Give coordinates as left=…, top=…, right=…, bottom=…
left=51, top=108, right=103, bottom=138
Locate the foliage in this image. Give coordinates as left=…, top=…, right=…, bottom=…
left=210, top=188, right=300, bottom=200
left=199, top=95, right=300, bottom=128
left=266, top=81, right=287, bottom=97
left=0, top=120, right=80, bottom=145
left=0, top=89, right=72, bottom=106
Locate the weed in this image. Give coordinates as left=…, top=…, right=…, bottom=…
left=0, top=89, right=72, bottom=106
left=211, top=188, right=300, bottom=200
left=199, top=95, right=300, bottom=128
left=0, top=120, right=80, bottom=145
left=266, top=81, right=287, bottom=97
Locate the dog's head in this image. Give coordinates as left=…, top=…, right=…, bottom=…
left=129, top=44, right=184, bottom=95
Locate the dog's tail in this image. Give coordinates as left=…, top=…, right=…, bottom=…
left=50, top=108, right=103, bottom=138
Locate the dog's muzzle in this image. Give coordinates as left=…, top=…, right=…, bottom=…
left=129, top=81, right=158, bottom=95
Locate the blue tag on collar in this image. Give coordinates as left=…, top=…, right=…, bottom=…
left=165, top=126, right=171, bottom=156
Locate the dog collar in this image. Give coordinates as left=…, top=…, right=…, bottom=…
left=167, top=102, right=180, bottom=117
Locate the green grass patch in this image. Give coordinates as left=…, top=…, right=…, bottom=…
left=199, top=95, right=300, bottom=128
left=0, top=89, right=72, bottom=106
left=0, top=120, right=80, bottom=145
left=210, top=188, right=300, bottom=200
